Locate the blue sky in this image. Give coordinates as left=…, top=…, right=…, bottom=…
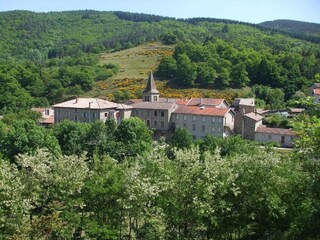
left=0, top=0, right=319, bottom=24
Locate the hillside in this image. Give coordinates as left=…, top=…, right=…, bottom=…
left=259, top=19, right=320, bottom=43
left=0, top=10, right=320, bottom=112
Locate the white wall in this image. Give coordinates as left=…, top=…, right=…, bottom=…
left=255, top=132, right=295, bottom=147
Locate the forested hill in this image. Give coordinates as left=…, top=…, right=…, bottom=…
left=259, top=19, right=320, bottom=43
left=0, top=10, right=320, bottom=112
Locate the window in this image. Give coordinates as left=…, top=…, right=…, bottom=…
left=211, top=126, right=215, bottom=132
left=183, top=114, right=187, bottom=121
left=176, top=114, right=179, bottom=120
left=45, top=109, right=50, bottom=115
left=161, top=111, right=165, bottom=117
left=135, top=109, right=139, bottom=115
left=161, top=121, right=164, bottom=128
left=65, top=111, right=69, bottom=116
left=212, top=117, right=215, bottom=123
left=57, top=110, right=61, bottom=116
left=281, top=136, right=285, bottom=144
left=154, top=120, right=158, bottom=128
left=105, top=112, right=108, bottom=117
left=202, top=125, right=205, bottom=132
left=147, top=110, right=150, bottom=116
left=218, top=127, right=221, bottom=133
left=193, top=115, right=196, bottom=121
left=192, top=124, right=196, bottom=131
left=154, top=111, right=158, bottom=117
left=183, top=123, right=186, bottom=128
left=83, top=112, right=87, bottom=118
left=153, top=96, right=158, bottom=101
left=144, top=96, right=149, bottom=102
left=74, top=109, right=77, bottom=113
left=147, top=120, right=150, bottom=127
left=218, top=118, right=222, bottom=123
left=74, top=116, right=78, bottom=122
left=202, top=116, right=206, bottom=122
left=92, top=112, right=96, bottom=119
left=268, top=135, right=272, bottom=140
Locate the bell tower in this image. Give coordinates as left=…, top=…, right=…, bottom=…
left=142, top=71, right=160, bottom=102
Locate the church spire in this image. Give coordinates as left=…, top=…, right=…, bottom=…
left=142, top=71, right=160, bottom=102
left=143, top=71, right=159, bottom=94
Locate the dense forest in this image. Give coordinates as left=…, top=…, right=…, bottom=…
left=0, top=10, right=320, bottom=239
left=259, top=19, right=320, bottom=43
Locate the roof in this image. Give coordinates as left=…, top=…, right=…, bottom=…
left=32, top=107, right=46, bottom=113
left=288, top=108, right=305, bottom=113
left=313, top=89, right=320, bottom=95
left=53, top=98, right=120, bottom=109
left=127, top=98, right=178, bottom=105
left=143, top=72, right=159, bottom=94
left=184, top=98, right=226, bottom=107
left=233, top=98, right=255, bottom=107
left=132, top=102, right=177, bottom=110
left=255, top=126, right=296, bottom=136
left=312, top=83, right=320, bottom=88
left=39, top=115, right=54, bottom=124
left=173, top=106, right=230, bottom=117
left=244, top=112, right=264, bottom=122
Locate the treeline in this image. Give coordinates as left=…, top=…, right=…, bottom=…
left=157, top=38, right=320, bottom=105
left=113, top=11, right=175, bottom=22
left=259, top=19, right=320, bottom=44
left=0, top=113, right=320, bottom=239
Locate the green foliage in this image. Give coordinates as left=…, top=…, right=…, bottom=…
left=170, top=127, right=194, bottom=149
left=263, top=115, right=292, bottom=128
left=0, top=119, right=61, bottom=161
left=53, top=120, right=90, bottom=156
left=113, top=117, right=152, bottom=158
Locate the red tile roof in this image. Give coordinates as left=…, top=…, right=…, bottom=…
left=173, top=106, right=229, bottom=116
left=256, top=126, right=296, bottom=136
left=39, top=115, right=54, bottom=124
left=313, top=89, right=320, bottom=95
left=53, top=98, right=120, bottom=109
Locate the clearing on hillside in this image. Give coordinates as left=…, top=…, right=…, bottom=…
left=100, top=42, right=174, bottom=80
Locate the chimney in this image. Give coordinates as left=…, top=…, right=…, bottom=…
left=75, top=98, right=78, bottom=103
left=200, top=97, right=203, bottom=104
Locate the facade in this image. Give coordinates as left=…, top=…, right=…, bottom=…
left=53, top=98, right=131, bottom=123
left=171, top=106, right=234, bottom=138
left=312, top=88, right=320, bottom=103
left=255, top=126, right=296, bottom=147
left=232, top=98, right=255, bottom=135
left=242, top=112, right=263, bottom=140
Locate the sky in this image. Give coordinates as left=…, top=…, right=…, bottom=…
left=0, top=0, right=319, bottom=24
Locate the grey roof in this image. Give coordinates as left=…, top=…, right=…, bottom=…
left=132, top=102, right=177, bottom=110
left=244, top=112, right=264, bottom=121
left=143, top=72, right=160, bottom=94
left=53, top=98, right=121, bottom=109
left=233, top=98, right=255, bottom=107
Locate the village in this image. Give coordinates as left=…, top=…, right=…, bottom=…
left=33, top=72, right=320, bottom=148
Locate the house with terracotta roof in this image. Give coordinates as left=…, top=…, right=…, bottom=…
left=32, top=107, right=55, bottom=127
left=255, top=126, right=296, bottom=147
left=53, top=98, right=132, bottom=123
left=171, top=105, right=234, bottom=138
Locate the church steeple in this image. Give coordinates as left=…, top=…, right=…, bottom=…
left=142, top=71, right=160, bottom=102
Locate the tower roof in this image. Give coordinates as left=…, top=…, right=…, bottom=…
left=143, top=71, right=160, bottom=94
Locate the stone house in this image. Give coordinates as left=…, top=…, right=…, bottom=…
left=171, top=105, right=234, bottom=138
left=255, top=126, right=296, bottom=147
left=53, top=98, right=131, bottom=123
